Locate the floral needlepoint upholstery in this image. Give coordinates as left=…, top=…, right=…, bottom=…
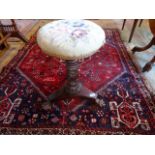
left=37, top=19, right=105, bottom=60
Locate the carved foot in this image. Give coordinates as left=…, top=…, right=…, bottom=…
left=132, top=46, right=143, bottom=54
left=142, top=62, right=152, bottom=72
left=95, top=98, right=105, bottom=107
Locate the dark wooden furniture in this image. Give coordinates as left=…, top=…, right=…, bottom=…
left=122, top=19, right=143, bottom=42
left=132, top=19, right=155, bottom=72
left=49, top=60, right=98, bottom=102
left=0, top=32, right=9, bottom=56
left=0, top=19, right=28, bottom=45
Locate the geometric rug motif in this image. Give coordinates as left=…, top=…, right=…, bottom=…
left=0, top=29, right=155, bottom=134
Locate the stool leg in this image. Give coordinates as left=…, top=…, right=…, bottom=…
left=48, top=60, right=104, bottom=106
left=48, top=86, right=65, bottom=101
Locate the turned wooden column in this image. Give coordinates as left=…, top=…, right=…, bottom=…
left=65, top=60, right=81, bottom=94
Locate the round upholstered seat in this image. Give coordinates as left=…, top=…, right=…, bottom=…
left=37, top=19, right=105, bottom=60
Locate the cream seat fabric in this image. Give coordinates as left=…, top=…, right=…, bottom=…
left=37, top=19, right=105, bottom=60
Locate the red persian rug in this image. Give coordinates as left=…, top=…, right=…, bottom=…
left=0, top=29, right=155, bottom=134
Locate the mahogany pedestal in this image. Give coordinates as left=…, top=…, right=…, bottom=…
left=48, top=60, right=99, bottom=104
